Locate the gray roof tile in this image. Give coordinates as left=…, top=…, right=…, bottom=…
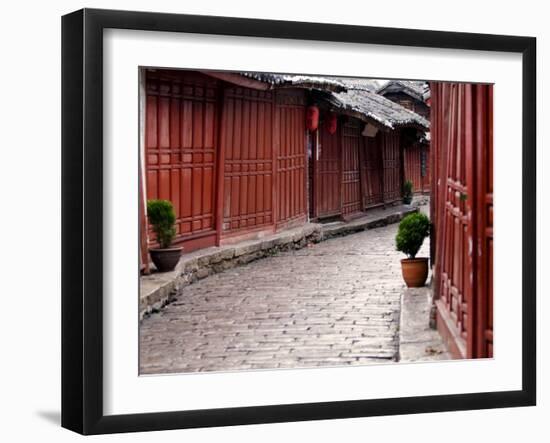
left=240, top=72, right=346, bottom=92
left=377, top=80, right=430, bottom=102
left=238, top=72, right=429, bottom=130
left=328, top=88, right=430, bottom=130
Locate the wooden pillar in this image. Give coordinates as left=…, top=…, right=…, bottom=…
left=464, top=83, right=476, bottom=358
left=214, top=84, right=226, bottom=246
left=272, top=92, right=279, bottom=231
left=311, top=129, right=320, bottom=219
left=398, top=130, right=405, bottom=201
left=358, top=132, right=367, bottom=212
left=474, top=84, right=493, bottom=358
left=303, top=115, right=309, bottom=221
left=338, top=116, right=343, bottom=216
left=139, top=171, right=150, bottom=274
left=381, top=132, right=386, bottom=206
left=139, top=69, right=150, bottom=274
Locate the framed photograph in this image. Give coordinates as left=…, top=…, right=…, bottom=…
left=61, top=8, right=536, bottom=435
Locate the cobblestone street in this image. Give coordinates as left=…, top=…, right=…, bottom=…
left=140, top=219, right=432, bottom=374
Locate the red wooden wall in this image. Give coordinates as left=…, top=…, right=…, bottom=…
left=145, top=70, right=219, bottom=251
left=220, top=87, right=275, bottom=236
left=312, top=118, right=403, bottom=221
left=144, top=69, right=422, bottom=261
left=310, top=120, right=406, bottom=220
left=430, top=82, right=493, bottom=359
left=145, top=70, right=310, bottom=252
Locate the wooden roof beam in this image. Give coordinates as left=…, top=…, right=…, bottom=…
left=200, top=71, right=271, bottom=90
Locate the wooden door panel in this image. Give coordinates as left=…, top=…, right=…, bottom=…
left=276, top=90, right=307, bottom=226
left=437, top=84, right=471, bottom=356
left=341, top=119, right=363, bottom=217
left=314, top=117, right=341, bottom=218
left=145, top=70, right=218, bottom=251
left=404, top=145, right=424, bottom=193
left=221, top=87, right=274, bottom=234
left=382, top=132, right=402, bottom=203
left=362, top=135, right=384, bottom=207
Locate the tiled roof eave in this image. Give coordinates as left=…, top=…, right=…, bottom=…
left=240, top=72, right=347, bottom=93
left=235, top=71, right=430, bottom=130
left=328, top=90, right=430, bottom=131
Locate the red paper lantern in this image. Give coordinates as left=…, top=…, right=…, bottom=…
left=306, top=106, right=320, bottom=131
left=327, top=113, right=338, bottom=135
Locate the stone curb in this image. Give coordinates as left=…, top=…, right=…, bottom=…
left=321, top=207, right=417, bottom=240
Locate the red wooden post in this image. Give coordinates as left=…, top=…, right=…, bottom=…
left=337, top=116, right=343, bottom=216
left=399, top=131, right=406, bottom=197
left=474, top=84, right=494, bottom=358
left=139, top=170, right=150, bottom=274
left=358, top=131, right=368, bottom=212
left=303, top=113, right=309, bottom=220
left=310, top=129, right=320, bottom=219
left=464, top=83, right=476, bottom=358
left=381, top=133, right=386, bottom=206
left=273, top=91, right=279, bottom=231
left=214, top=84, right=226, bottom=246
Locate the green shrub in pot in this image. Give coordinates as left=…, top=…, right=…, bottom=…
left=402, top=179, right=413, bottom=205
left=396, top=212, right=431, bottom=287
left=147, top=199, right=182, bottom=272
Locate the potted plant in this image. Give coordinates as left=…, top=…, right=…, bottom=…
left=402, top=179, right=413, bottom=205
left=395, top=212, right=431, bottom=287
left=147, top=199, right=182, bottom=272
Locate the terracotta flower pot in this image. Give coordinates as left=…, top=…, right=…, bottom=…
left=400, top=257, right=429, bottom=287
left=149, top=247, right=183, bottom=272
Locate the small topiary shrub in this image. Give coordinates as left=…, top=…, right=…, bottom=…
left=403, top=180, right=413, bottom=204
left=396, top=212, right=431, bottom=259
left=147, top=199, right=176, bottom=249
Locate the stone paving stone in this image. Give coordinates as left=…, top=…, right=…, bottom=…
left=139, top=219, right=445, bottom=375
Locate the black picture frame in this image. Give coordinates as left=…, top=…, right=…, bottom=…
left=61, top=8, right=536, bottom=435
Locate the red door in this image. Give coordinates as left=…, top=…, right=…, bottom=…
left=341, top=119, right=363, bottom=217
left=276, top=90, right=307, bottom=227
left=381, top=131, right=402, bottom=203
left=361, top=134, right=384, bottom=208
left=404, top=145, right=422, bottom=192
left=220, top=87, right=275, bottom=237
left=404, top=143, right=431, bottom=194
left=313, top=114, right=342, bottom=219
left=145, top=70, right=219, bottom=252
